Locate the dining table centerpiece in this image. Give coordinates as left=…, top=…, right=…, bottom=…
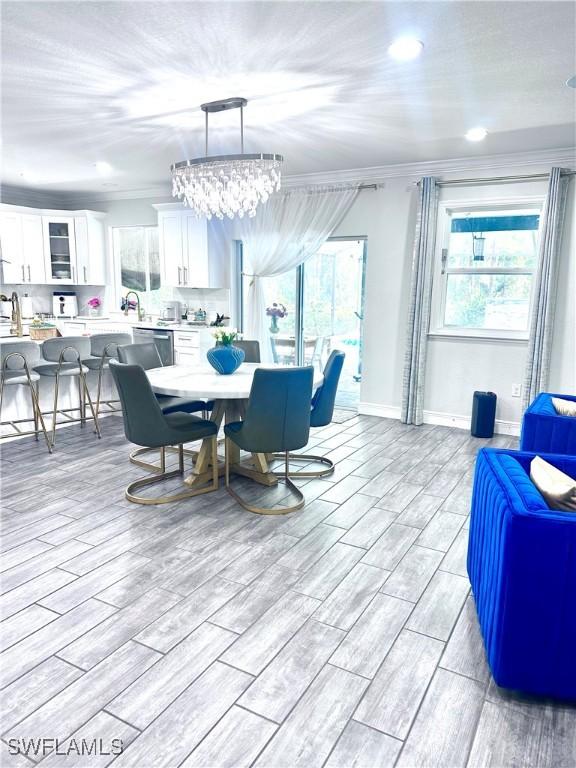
left=207, top=328, right=245, bottom=375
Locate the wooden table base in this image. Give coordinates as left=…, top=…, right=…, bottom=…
left=183, top=398, right=278, bottom=489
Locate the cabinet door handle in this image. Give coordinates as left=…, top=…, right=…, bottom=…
left=183, top=266, right=188, bottom=284
left=21, top=265, right=25, bottom=281
left=177, top=266, right=182, bottom=285
left=72, top=266, right=75, bottom=282
left=27, top=265, right=31, bottom=282
left=83, top=266, right=87, bottom=283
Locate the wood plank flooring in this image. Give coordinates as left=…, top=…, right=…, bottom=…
left=1, top=413, right=575, bottom=767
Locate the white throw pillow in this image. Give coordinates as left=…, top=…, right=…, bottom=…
left=552, top=397, right=576, bottom=417
left=530, top=456, right=576, bottom=512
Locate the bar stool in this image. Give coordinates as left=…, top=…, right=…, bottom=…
left=0, top=341, right=52, bottom=453
left=82, top=333, right=132, bottom=420
left=34, top=336, right=101, bottom=445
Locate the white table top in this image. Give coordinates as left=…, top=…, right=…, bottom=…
left=147, top=363, right=324, bottom=400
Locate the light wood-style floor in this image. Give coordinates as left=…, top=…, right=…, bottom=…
left=1, top=413, right=575, bottom=768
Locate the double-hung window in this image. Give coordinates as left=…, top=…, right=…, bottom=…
left=113, top=226, right=161, bottom=315
left=431, top=201, right=542, bottom=339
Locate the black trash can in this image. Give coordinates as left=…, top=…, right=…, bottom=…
left=471, top=391, right=497, bottom=438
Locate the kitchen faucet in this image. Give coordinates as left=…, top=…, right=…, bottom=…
left=10, top=291, right=23, bottom=337
left=123, top=291, right=145, bottom=322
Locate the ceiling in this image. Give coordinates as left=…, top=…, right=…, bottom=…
left=2, top=0, right=575, bottom=195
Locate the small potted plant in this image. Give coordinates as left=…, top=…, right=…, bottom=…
left=266, top=302, right=287, bottom=334
left=207, top=328, right=245, bottom=375
left=87, top=296, right=102, bottom=318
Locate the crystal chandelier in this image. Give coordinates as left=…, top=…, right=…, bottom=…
left=171, top=97, right=283, bottom=220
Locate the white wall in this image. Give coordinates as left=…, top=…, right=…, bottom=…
left=334, top=165, right=575, bottom=433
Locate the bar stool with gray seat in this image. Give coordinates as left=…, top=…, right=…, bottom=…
left=34, top=336, right=101, bottom=445
left=82, top=333, right=132, bottom=421
left=0, top=341, right=52, bottom=453
left=224, top=366, right=314, bottom=515
left=273, top=350, right=345, bottom=478
left=109, top=359, right=219, bottom=504
left=117, top=342, right=212, bottom=472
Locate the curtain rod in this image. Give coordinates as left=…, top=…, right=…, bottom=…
left=416, top=170, right=576, bottom=187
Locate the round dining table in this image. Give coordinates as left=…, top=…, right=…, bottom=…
left=147, top=363, right=324, bottom=489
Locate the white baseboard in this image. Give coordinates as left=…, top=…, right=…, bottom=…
left=358, top=401, right=520, bottom=437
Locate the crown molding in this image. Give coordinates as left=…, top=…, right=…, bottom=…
left=282, top=147, right=576, bottom=187
left=3, top=147, right=575, bottom=207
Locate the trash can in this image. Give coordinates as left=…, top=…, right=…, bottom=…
left=471, top=391, right=497, bottom=438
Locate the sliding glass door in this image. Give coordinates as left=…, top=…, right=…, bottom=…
left=241, top=237, right=366, bottom=409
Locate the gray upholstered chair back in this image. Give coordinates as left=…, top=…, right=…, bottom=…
left=238, top=367, right=314, bottom=453
left=109, top=360, right=172, bottom=448
left=234, top=340, right=260, bottom=363
left=41, top=336, right=91, bottom=362
left=117, top=343, right=162, bottom=370
left=1, top=341, right=41, bottom=370
left=90, top=333, right=133, bottom=359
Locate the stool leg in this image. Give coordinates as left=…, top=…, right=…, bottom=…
left=78, top=376, right=86, bottom=427
left=51, top=372, right=60, bottom=445
left=29, top=379, right=52, bottom=454
left=79, top=367, right=101, bottom=439
left=94, top=366, right=103, bottom=423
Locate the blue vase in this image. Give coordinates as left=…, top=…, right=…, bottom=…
left=206, top=344, right=245, bottom=375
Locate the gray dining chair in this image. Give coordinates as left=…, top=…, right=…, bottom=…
left=0, top=341, right=52, bottom=453
left=109, top=359, right=219, bottom=504
left=217, top=339, right=260, bottom=363
left=273, top=350, right=345, bottom=478
left=224, top=366, right=314, bottom=515
left=117, top=342, right=212, bottom=473
left=34, top=336, right=101, bottom=445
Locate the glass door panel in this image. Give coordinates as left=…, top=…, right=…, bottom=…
left=45, top=218, right=74, bottom=281
left=302, top=239, right=365, bottom=409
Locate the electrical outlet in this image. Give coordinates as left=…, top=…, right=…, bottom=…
left=511, top=384, right=522, bottom=398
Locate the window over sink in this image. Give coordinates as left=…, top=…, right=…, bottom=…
left=113, top=226, right=161, bottom=314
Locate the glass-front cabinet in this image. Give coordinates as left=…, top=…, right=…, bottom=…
left=42, top=216, right=77, bottom=283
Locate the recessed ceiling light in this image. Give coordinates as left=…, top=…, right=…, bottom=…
left=388, top=37, right=424, bottom=61
left=465, top=127, right=488, bottom=142
left=567, top=76, right=576, bottom=88
left=95, top=161, right=113, bottom=175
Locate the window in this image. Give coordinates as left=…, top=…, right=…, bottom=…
left=113, top=226, right=161, bottom=314
left=431, top=202, right=542, bottom=339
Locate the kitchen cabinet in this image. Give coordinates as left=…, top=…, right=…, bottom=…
left=42, top=216, right=77, bottom=284
left=74, top=212, right=107, bottom=285
left=154, top=204, right=222, bottom=288
left=0, top=210, right=45, bottom=284
left=174, top=329, right=201, bottom=365
left=0, top=204, right=107, bottom=287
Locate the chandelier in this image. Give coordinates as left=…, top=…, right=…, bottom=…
left=171, top=97, right=283, bottom=220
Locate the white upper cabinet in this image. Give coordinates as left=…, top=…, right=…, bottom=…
left=42, top=216, right=77, bottom=283
left=0, top=205, right=106, bottom=286
left=155, top=204, right=224, bottom=288
left=74, top=212, right=107, bottom=285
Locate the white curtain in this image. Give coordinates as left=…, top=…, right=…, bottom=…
left=237, top=186, right=359, bottom=360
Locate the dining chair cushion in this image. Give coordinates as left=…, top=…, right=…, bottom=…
left=82, top=356, right=106, bottom=371
left=34, top=363, right=90, bottom=377
left=117, top=343, right=162, bottom=370
left=2, top=370, right=40, bottom=385
left=310, top=350, right=345, bottom=428
left=224, top=366, right=314, bottom=454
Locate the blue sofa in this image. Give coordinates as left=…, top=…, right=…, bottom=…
left=467, top=448, right=576, bottom=700
left=520, top=392, right=576, bottom=454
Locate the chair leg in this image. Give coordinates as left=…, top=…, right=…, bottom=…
left=78, top=376, right=86, bottom=427
left=225, top=446, right=305, bottom=515
left=32, top=383, right=39, bottom=441
left=94, top=366, right=103, bottom=424
left=271, top=451, right=335, bottom=478
left=125, top=440, right=219, bottom=505
left=51, top=372, right=60, bottom=446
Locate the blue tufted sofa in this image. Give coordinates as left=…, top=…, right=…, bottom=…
left=520, top=392, right=576, bottom=454
left=467, top=448, right=576, bottom=700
